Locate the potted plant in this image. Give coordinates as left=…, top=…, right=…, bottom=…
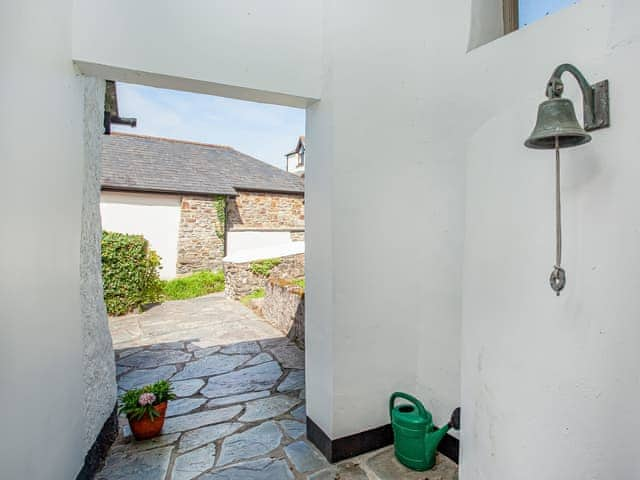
left=119, top=379, right=176, bottom=440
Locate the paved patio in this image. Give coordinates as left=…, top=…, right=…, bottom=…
left=101, top=293, right=458, bottom=479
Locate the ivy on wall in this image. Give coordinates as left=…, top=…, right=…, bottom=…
left=214, top=195, right=226, bottom=241
left=101, top=231, right=163, bottom=315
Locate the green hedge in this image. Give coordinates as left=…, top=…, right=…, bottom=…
left=101, top=231, right=163, bottom=316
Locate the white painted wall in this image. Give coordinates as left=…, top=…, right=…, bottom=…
left=72, top=0, right=322, bottom=107
left=287, top=153, right=304, bottom=175
left=1, top=1, right=115, bottom=478
left=4, top=0, right=636, bottom=477
left=224, top=241, right=304, bottom=264
left=100, top=191, right=181, bottom=279
left=306, top=0, right=468, bottom=441
left=226, top=230, right=300, bottom=257
left=460, top=1, right=640, bottom=478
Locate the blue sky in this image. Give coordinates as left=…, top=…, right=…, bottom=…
left=113, top=83, right=305, bottom=170
left=519, top=0, right=579, bottom=27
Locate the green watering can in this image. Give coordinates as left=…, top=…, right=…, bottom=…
left=389, top=392, right=460, bottom=471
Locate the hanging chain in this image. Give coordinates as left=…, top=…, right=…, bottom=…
left=550, top=136, right=566, bottom=296
left=555, top=137, right=562, bottom=268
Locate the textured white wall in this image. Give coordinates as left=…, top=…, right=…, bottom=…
left=81, top=77, right=118, bottom=458
left=226, top=230, right=299, bottom=257
left=100, top=191, right=181, bottom=279
left=0, top=1, right=115, bottom=478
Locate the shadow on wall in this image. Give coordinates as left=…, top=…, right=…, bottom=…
left=226, top=199, right=245, bottom=228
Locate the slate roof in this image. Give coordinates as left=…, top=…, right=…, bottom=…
left=101, top=133, right=304, bottom=196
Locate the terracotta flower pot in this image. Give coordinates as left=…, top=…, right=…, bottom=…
left=128, top=401, right=167, bottom=440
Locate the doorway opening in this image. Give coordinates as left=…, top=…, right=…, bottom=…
left=97, top=80, right=312, bottom=478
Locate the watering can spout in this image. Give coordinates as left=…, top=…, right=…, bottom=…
left=423, top=407, right=460, bottom=470
left=424, top=424, right=450, bottom=456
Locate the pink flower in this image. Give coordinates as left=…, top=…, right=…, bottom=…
left=138, top=392, right=156, bottom=406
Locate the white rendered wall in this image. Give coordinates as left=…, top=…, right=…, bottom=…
left=287, top=154, right=304, bottom=175
left=38, top=0, right=640, bottom=477
left=1, top=1, right=115, bottom=478
left=100, top=191, right=181, bottom=279
left=460, top=1, right=640, bottom=478
left=72, top=0, right=322, bottom=107
left=226, top=230, right=300, bottom=257
left=287, top=155, right=298, bottom=172
left=224, top=241, right=305, bottom=264
left=305, top=1, right=467, bottom=441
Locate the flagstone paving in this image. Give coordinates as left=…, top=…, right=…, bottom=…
left=101, top=293, right=458, bottom=479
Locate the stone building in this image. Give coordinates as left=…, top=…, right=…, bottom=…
left=100, top=133, right=304, bottom=278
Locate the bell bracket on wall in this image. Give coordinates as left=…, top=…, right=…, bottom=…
left=545, top=63, right=610, bottom=131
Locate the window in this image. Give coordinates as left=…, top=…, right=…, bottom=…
left=505, top=0, right=580, bottom=33
left=470, top=0, right=581, bottom=50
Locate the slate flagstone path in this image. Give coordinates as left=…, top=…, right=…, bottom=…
left=100, top=293, right=458, bottom=479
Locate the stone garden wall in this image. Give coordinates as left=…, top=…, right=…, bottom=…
left=227, top=191, right=304, bottom=230
left=176, top=195, right=225, bottom=275
left=223, top=253, right=304, bottom=299
left=177, top=191, right=303, bottom=277
left=261, top=278, right=305, bottom=348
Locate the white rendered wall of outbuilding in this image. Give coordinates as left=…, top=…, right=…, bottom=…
left=100, top=191, right=181, bottom=279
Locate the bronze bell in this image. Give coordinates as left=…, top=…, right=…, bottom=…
left=524, top=97, right=591, bottom=150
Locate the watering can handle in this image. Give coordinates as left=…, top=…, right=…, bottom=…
left=389, top=392, right=428, bottom=420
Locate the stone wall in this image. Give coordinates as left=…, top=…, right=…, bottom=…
left=176, top=195, right=225, bottom=275
left=223, top=253, right=304, bottom=299
left=262, top=278, right=305, bottom=348
left=227, top=191, right=304, bottom=231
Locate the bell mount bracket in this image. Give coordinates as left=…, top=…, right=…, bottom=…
left=545, top=63, right=610, bottom=132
